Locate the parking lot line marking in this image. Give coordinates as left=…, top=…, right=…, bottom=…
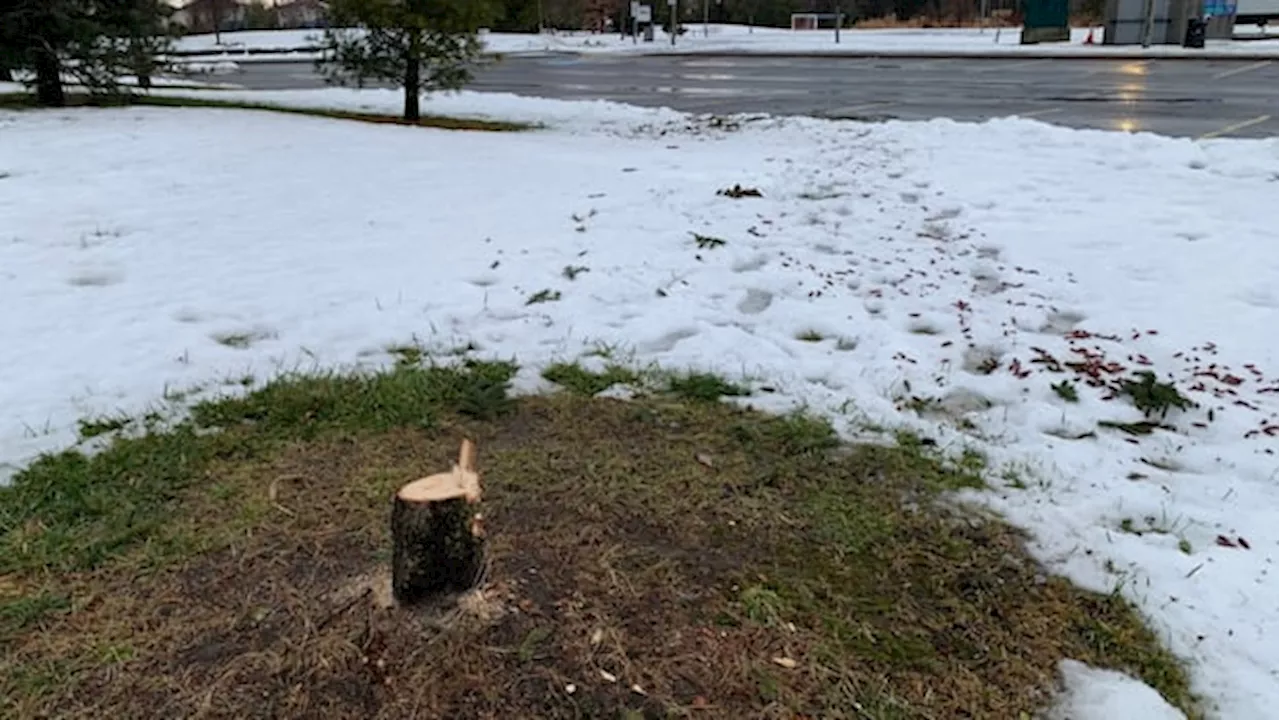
left=1086, top=59, right=1150, bottom=76
left=1199, top=114, right=1273, bottom=140
left=830, top=101, right=896, bottom=114
left=1018, top=107, right=1063, bottom=118
left=982, top=59, right=1046, bottom=72
left=1210, top=60, right=1273, bottom=80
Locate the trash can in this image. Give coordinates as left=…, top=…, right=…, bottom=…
left=644, top=24, right=655, bottom=41
left=1183, top=17, right=1206, bottom=48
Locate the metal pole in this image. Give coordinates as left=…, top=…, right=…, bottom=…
left=834, top=2, right=841, bottom=43
left=1140, top=0, right=1156, bottom=46
left=703, top=0, right=709, bottom=36
left=671, top=0, right=678, bottom=45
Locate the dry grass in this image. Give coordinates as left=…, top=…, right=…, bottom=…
left=854, top=14, right=1019, bottom=28
left=0, top=92, right=532, bottom=132
left=0, top=362, right=1197, bottom=719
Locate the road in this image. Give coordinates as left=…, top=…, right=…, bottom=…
left=224, top=55, right=1278, bottom=139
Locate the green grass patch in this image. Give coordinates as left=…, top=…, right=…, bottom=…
left=664, top=371, right=750, bottom=402
left=541, top=362, right=640, bottom=397
left=0, top=360, right=1196, bottom=719
left=1, top=593, right=71, bottom=641
left=1, top=360, right=516, bottom=574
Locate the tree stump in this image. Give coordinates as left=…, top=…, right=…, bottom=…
left=391, top=439, right=485, bottom=607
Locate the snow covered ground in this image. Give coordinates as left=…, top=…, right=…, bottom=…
left=1, top=89, right=1277, bottom=718
left=169, top=23, right=1280, bottom=60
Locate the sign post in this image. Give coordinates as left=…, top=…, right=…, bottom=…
left=635, top=3, right=652, bottom=42
left=668, top=0, right=678, bottom=45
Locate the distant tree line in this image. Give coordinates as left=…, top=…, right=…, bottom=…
left=486, top=0, right=1024, bottom=32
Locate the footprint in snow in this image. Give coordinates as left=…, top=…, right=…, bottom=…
left=737, top=288, right=773, bottom=315
left=975, top=243, right=1003, bottom=260
left=926, top=206, right=963, bottom=222
left=638, top=327, right=699, bottom=354
left=906, top=317, right=945, bottom=336
left=731, top=254, right=769, bottom=273
left=1038, top=310, right=1086, bottom=335
left=467, top=275, right=500, bottom=288
left=962, top=345, right=1006, bottom=375
left=66, top=268, right=123, bottom=287
left=1234, top=284, right=1277, bottom=310
left=970, top=263, right=1005, bottom=296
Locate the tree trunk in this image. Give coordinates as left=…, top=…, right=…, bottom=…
left=0, top=66, right=12, bottom=82
left=33, top=50, right=65, bottom=107
left=402, top=57, right=421, bottom=122
left=391, top=439, right=484, bottom=606
left=138, top=73, right=152, bottom=90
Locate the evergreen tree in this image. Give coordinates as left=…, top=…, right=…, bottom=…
left=318, top=0, right=500, bottom=122
left=0, top=0, right=172, bottom=105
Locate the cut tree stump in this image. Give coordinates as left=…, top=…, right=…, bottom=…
left=391, top=438, right=485, bottom=607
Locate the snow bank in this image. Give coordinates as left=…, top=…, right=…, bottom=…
left=172, top=24, right=1279, bottom=59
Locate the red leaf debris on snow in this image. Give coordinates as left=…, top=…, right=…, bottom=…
left=1008, top=358, right=1033, bottom=379
left=1263, top=424, right=1279, bottom=437
left=1221, top=374, right=1244, bottom=386
left=1030, top=347, right=1064, bottom=371
left=941, top=340, right=953, bottom=348
left=1146, top=329, right=1158, bottom=336
left=954, top=299, right=971, bottom=312
left=1066, top=330, right=1092, bottom=340
left=1133, top=354, right=1153, bottom=367
left=1215, top=535, right=1253, bottom=550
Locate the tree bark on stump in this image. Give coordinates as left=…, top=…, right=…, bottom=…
left=391, top=439, right=484, bottom=607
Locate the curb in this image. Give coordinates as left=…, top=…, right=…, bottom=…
left=170, top=48, right=1279, bottom=63
left=632, top=49, right=1279, bottom=61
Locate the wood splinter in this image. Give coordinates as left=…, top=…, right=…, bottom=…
left=391, top=438, right=485, bottom=607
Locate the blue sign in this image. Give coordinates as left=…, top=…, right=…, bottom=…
left=1203, top=0, right=1238, bottom=16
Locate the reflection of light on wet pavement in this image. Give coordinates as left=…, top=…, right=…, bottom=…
left=1118, top=61, right=1150, bottom=76
left=680, top=60, right=738, bottom=68
left=679, top=73, right=737, bottom=81
left=1116, top=82, right=1145, bottom=103
left=652, top=86, right=749, bottom=95
left=1114, top=118, right=1141, bottom=132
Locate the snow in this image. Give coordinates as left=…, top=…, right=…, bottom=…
left=172, top=28, right=323, bottom=53
left=170, top=24, right=1279, bottom=60
left=1050, top=660, right=1188, bottom=720
left=0, top=89, right=1277, bottom=719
